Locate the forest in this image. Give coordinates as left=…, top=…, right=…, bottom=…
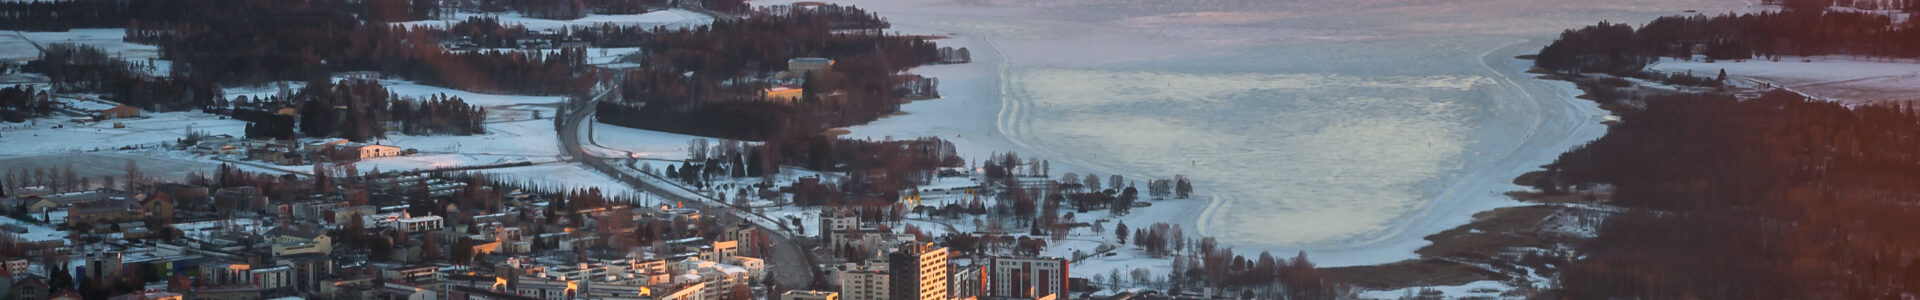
left=593, top=4, right=946, bottom=141
left=1536, top=1, right=1920, bottom=75
left=236, top=79, right=487, bottom=141
left=1523, top=89, right=1920, bottom=298
left=1523, top=2, right=1920, bottom=295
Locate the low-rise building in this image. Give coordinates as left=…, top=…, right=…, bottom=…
left=267, top=225, right=332, bottom=256
left=395, top=215, right=444, bottom=232
left=349, top=144, right=404, bottom=159
left=66, top=199, right=141, bottom=226
left=782, top=290, right=840, bottom=300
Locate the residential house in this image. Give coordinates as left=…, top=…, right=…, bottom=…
left=140, top=192, right=174, bottom=222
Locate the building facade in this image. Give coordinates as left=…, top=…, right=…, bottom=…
left=887, top=243, right=948, bottom=300
left=987, top=256, right=1068, bottom=299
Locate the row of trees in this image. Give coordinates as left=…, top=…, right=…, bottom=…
left=0, top=84, right=55, bottom=122
left=1537, top=7, right=1920, bottom=75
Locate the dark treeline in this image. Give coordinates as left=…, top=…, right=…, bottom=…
left=1537, top=3, right=1920, bottom=75
left=466, top=0, right=742, bottom=18
left=364, top=0, right=443, bottom=23
left=0, top=0, right=438, bottom=31
left=0, top=0, right=155, bottom=31
left=435, top=16, right=656, bottom=48
left=0, top=84, right=56, bottom=122
left=26, top=43, right=221, bottom=111
left=1531, top=90, right=1920, bottom=298
left=239, top=79, right=486, bottom=141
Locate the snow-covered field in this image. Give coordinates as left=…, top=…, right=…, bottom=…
left=0, top=111, right=247, bottom=156
left=395, top=9, right=713, bottom=32
left=1651, top=56, right=1920, bottom=104
left=354, top=78, right=569, bottom=168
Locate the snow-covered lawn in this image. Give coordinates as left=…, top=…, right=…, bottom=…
left=378, top=78, right=568, bottom=108
left=384, top=118, right=561, bottom=157
left=1650, top=56, right=1920, bottom=104
left=584, top=121, right=723, bottom=161
left=395, top=9, right=713, bottom=32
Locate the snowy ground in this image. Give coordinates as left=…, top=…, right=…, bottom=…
left=394, top=9, right=713, bottom=32
left=473, top=163, right=646, bottom=200
left=581, top=120, right=718, bottom=161
left=1357, top=280, right=1515, bottom=299
left=0, top=213, right=69, bottom=246
left=350, top=78, right=569, bottom=170
left=0, top=111, right=247, bottom=155
left=1650, top=56, right=1920, bottom=105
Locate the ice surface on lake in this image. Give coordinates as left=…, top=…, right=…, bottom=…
left=817, top=0, right=1750, bottom=265
left=1015, top=69, right=1479, bottom=245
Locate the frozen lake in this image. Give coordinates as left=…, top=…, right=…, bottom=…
left=797, top=0, right=1750, bottom=265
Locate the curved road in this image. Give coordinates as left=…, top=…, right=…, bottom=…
left=557, top=74, right=820, bottom=290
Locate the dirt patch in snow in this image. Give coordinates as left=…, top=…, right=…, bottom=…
left=1326, top=205, right=1573, bottom=290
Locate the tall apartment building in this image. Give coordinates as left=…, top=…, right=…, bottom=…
left=887, top=242, right=949, bottom=300
left=987, top=256, right=1069, bottom=299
